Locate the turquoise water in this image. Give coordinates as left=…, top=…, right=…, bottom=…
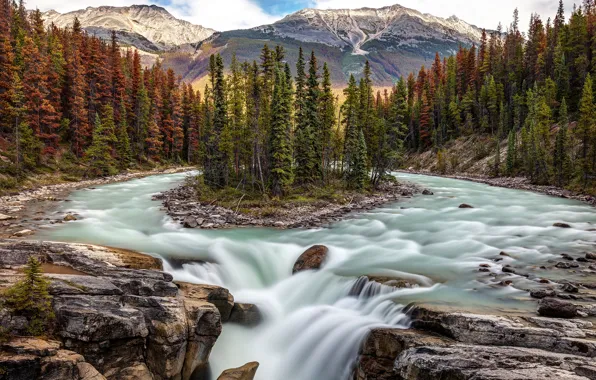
left=37, top=172, right=596, bottom=379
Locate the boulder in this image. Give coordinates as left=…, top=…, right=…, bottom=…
left=586, top=252, right=596, bottom=260
left=217, top=362, right=259, bottom=380
left=12, top=229, right=33, bottom=237
left=0, top=337, right=105, bottom=380
left=63, top=214, right=78, bottom=222
left=422, top=189, right=433, bottom=195
left=554, top=222, right=572, bottom=228
left=538, top=298, right=578, bottom=319
left=353, top=329, right=451, bottom=380
left=407, top=304, right=595, bottom=357
left=458, top=204, right=474, bottom=209
left=176, top=282, right=234, bottom=322
left=182, top=299, right=222, bottom=380
left=395, top=344, right=592, bottom=380
left=530, top=288, right=557, bottom=299
left=183, top=216, right=198, bottom=228
left=292, top=245, right=329, bottom=274
left=229, top=303, right=262, bottom=326
left=0, top=213, right=13, bottom=221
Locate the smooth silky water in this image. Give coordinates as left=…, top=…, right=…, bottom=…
left=36, top=172, right=596, bottom=379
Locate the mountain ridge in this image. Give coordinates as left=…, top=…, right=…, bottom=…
left=40, top=4, right=215, bottom=52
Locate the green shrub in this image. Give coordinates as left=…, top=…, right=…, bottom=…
left=4, top=257, right=54, bottom=336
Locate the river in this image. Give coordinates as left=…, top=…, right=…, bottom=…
left=36, top=172, right=596, bottom=379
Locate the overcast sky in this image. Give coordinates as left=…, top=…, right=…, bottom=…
left=27, top=0, right=571, bottom=32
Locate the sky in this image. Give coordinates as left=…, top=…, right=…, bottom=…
left=27, top=0, right=570, bottom=32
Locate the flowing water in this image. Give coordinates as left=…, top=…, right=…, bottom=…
left=37, top=172, right=596, bottom=379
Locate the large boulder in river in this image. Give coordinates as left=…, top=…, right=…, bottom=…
left=176, top=282, right=234, bottom=322
left=217, top=362, right=259, bottom=380
left=292, top=245, right=329, bottom=274
left=537, top=297, right=578, bottom=318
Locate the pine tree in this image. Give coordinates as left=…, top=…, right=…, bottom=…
left=506, top=129, right=517, bottom=176
left=577, top=74, right=595, bottom=187
left=269, top=66, right=293, bottom=196
left=4, top=256, right=54, bottom=336
left=85, top=107, right=117, bottom=177
left=319, top=62, right=335, bottom=181
left=295, top=51, right=321, bottom=184
left=554, top=98, right=571, bottom=186
left=115, top=99, right=132, bottom=166
left=204, top=54, right=228, bottom=188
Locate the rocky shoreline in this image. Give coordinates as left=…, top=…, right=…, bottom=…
left=154, top=180, right=427, bottom=230
left=401, top=169, right=596, bottom=206
left=0, top=239, right=261, bottom=380
left=0, top=239, right=594, bottom=379
left=0, top=167, right=194, bottom=238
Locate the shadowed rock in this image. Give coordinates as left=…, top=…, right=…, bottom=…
left=538, top=298, right=578, bottom=319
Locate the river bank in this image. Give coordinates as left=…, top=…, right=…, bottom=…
left=0, top=167, right=194, bottom=238
left=400, top=169, right=596, bottom=206
left=155, top=178, right=428, bottom=230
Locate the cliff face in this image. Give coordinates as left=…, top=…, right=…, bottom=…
left=0, top=240, right=230, bottom=380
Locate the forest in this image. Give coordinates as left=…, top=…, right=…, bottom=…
left=0, top=0, right=594, bottom=195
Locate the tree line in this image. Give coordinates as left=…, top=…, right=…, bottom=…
left=403, top=0, right=595, bottom=190
left=1, top=0, right=594, bottom=194
left=0, top=0, right=407, bottom=194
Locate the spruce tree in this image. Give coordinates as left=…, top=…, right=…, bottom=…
left=294, top=51, right=321, bottom=184
left=5, top=256, right=54, bottom=336
left=269, top=66, right=293, bottom=196
left=319, top=63, right=335, bottom=181
left=85, top=107, right=117, bottom=177
left=577, top=74, right=595, bottom=187
left=506, top=129, right=517, bottom=176
left=554, top=98, right=571, bottom=186
left=115, top=99, right=132, bottom=166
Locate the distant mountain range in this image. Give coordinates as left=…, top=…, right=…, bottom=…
left=40, top=4, right=485, bottom=86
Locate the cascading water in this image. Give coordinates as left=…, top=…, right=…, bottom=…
left=37, top=171, right=596, bottom=379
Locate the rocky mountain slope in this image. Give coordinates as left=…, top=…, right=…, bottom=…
left=256, top=5, right=482, bottom=56
left=41, top=5, right=215, bottom=52
left=39, top=3, right=484, bottom=86
left=177, top=4, right=484, bottom=86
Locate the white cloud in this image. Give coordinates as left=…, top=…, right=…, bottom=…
left=26, top=0, right=281, bottom=31
left=165, top=0, right=280, bottom=31
left=314, top=0, right=567, bottom=31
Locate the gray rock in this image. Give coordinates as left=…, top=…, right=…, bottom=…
left=458, top=204, right=474, bottom=209
left=554, top=222, right=572, bottom=228
left=183, top=216, right=198, bottom=228
left=176, top=282, right=234, bottom=322
left=395, top=344, right=592, bottom=380
left=530, top=288, right=556, bottom=299
left=538, top=298, right=578, bottom=319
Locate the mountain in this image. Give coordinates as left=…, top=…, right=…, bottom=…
left=41, top=5, right=215, bottom=52
left=40, top=3, right=485, bottom=87
left=173, top=4, right=485, bottom=86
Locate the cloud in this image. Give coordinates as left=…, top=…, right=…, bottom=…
left=27, top=0, right=281, bottom=31
left=164, top=0, right=280, bottom=31
left=314, top=0, right=568, bottom=31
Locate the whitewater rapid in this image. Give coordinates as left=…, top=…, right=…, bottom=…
left=37, top=172, right=596, bottom=379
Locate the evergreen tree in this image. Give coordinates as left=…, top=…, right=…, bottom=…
left=115, top=99, right=132, bottom=166
left=577, top=74, right=595, bottom=187
left=319, top=62, right=335, bottom=181
left=85, top=107, right=117, bottom=177
left=4, top=256, right=54, bottom=336
left=269, top=66, right=293, bottom=196
left=554, top=98, right=571, bottom=186
left=295, top=51, right=321, bottom=184
left=506, top=129, right=517, bottom=176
